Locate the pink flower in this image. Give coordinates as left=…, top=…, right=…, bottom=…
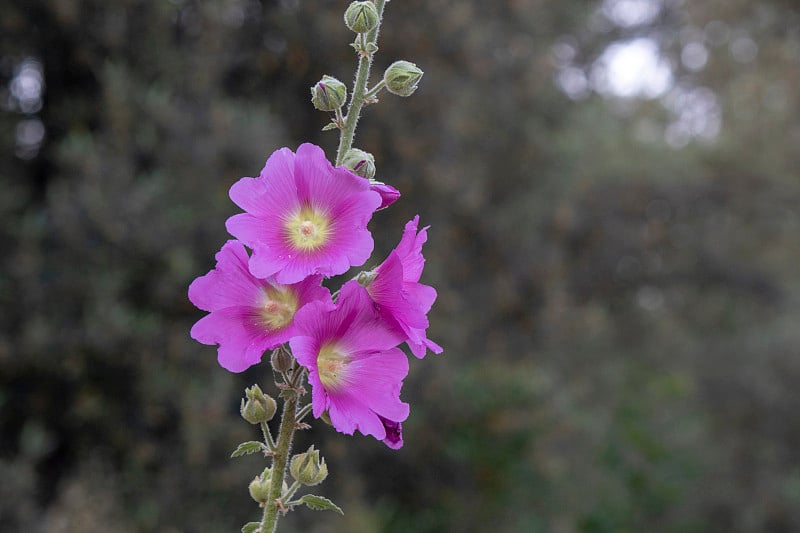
left=369, top=180, right=401, bottom=210
left=365, top=215, right=443, bottom=358
left=188, top=240, right=330, bottom=372
left=290, top=280, right=409, bottom=447
left=226, top=143, right=382, bottom=284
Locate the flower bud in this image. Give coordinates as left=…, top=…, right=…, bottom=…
left=384, top=60, right=423, bottom=97
left=342, top=148, right=376, bottom=179
left=248, top=468, right=271, bottom=504
left=290, top=445, right=329, bottom=486
left=241, top=385, right=277, bottom=424
left=270, top=347, right=294, bottom=373
left=369, top=180, right=400, bottom=209
left=310, top=75, right=347, bottom=112
left=344, top=1, right=379, bottom=34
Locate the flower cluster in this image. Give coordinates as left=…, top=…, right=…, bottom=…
left=189, top=143, right=441, bottom=447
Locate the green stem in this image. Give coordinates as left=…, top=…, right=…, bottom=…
left=259, top=389, right=299, bottom=533
left=363, top=80, right=386, bottom=101
left=260, top=421, right=276, bottom=451
left=335, top=0, right=388, bottom=166
left=284, top=480, right=302, bottom=502
left=295, top=403, right=313, bottom=423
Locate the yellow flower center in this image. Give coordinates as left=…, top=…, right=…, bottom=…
left=259, top=287, right=298, bottom=331
left=317, top=343, right=349, bottom=390
left=284, top=206, right=331, bottom=251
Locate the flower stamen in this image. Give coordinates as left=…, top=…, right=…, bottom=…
left=285, top=206, right=331, bottom=251
left=317, top=344, right=349, bottom=390
left=260, top=288, right=299, bottom=330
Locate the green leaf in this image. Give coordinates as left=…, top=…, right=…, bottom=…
left=321, top=122, right=339, bottom=131
left=298, top=494, right=344, bottom=515
left=241, top=522, right=260, bottom=533
left=231, top=441, right=266, bottom=458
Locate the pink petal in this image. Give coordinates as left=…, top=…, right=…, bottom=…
left=328, top=393, right=385, bottom=439
left=188, top=241, right=262, bottom=311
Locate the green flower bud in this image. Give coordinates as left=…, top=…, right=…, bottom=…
left=290, top=445, right=329, bottom=486
left=384, top=60, right=423, bottom=97
left=248, top=468, right=271, bottom=504
left=270, top=346, right=294, bottom=373
left=241, top=385, right=277, bottom=424
left=310, top=75, right=347, bottom=112
left=344, top=1, right=379, bottom=34
left=341, top=148, right=376, bottom=179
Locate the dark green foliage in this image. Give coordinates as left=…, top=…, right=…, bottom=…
left=2, top=0, right=800, bottom=532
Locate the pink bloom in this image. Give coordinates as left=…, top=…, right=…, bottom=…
left=290, top=280, right=409, bottom=447
left=188, top=240, right=330, bottom=372
left=365, top=215, right=443, bottom=358
left=226, top=143, right=382, bottom=284
left=369, top=180, right=401, bottom=210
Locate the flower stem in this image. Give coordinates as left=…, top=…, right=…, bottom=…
left=259, top=388, right=299, bottom=533
left=363, top=80, right=386, bottom=101
left=335, top=0, right=388, bottom=166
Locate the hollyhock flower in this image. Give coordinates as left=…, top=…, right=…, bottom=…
left=363, top=215, right=443, bottom=358
left=188, top=240, right=330, bottom=372
left=226, top=143, right=382, bottom=284
left=369, top=180, right=401, bottom=210
left=290, top=280, right=409, bottom=447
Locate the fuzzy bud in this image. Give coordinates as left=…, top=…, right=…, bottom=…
left=310, top=75, right=347, bottom=112
left=342, top=148, right=376, bottom=179
left=240, top=385, right=277, bottom=424
left=290, top=445, right=329, bottom=486
left=270, top=347, right=294, bottom=373
left=248, top=468, right=271, bottom=504
left=384, top=60, right=423, bottom=97
left=344, top=1, right=379, bottom=34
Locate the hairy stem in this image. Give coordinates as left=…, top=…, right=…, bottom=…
left=335, top=0, right=388, bottom=166
left=259, top=388, right=299, bottom=533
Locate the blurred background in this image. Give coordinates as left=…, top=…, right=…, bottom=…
left=2, top=0, right=800, bottom=531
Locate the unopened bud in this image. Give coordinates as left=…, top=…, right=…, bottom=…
left=248, top=467, right=271, bottom=504
left=310, top=75, right=347, bottom=112
left=270, top=346, right=294, bottom=373
left=344, top=1, right=379, bottom=34
left=290, top=445, right=329, bottom=486
left=342, top=148, right=376, bottom=179
left=241, top=385, right=277, bottom=424
left=369, top=180, right=400, bottom=209
left=384, top=60, right=423, bottom=97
